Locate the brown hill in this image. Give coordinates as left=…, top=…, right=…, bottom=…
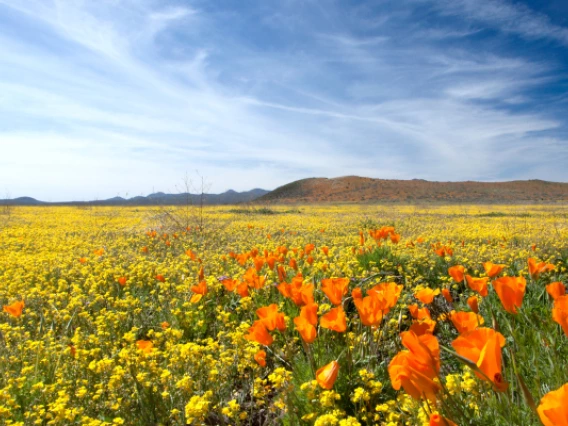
left=257, top=176, right=568, bottom=204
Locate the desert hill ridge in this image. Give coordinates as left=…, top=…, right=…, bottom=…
left=0, top=189, right=269, bottom=206
left=256, top=176, right=568, bottom=204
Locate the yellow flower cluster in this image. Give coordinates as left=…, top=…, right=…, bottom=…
left=0, top=204, right=566, bottom=425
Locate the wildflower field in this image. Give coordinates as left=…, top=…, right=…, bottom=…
left=1, top=204, right=568, bottom=426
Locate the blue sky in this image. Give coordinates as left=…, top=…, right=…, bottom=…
left=1, top=0, right=567, bottom=201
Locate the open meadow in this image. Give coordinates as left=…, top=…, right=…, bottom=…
left=1, top=204, right=568, bottom=426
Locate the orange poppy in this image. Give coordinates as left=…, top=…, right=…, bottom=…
left=483, top=262, right=506, bottom=278
left=409, top=318, right=436, bottom=336
left=236, top=281, right=249, bottom=298
left=429, top=413, right=457, bottom=426
left=3, top=300, right=24, bottom=318
left=78, top=257, right=87, bottom=264
left=434, top=245, right=453, bottom=257
left=117, top=277, right=127, bottom=286
left=368, top=282, right=403, bottom=314
left=354, top=293, right=387, bottom=327
left=316, top=360, right=339, bottom=390
left=546, top=282, right=566, bottom=300
left=243, top=268, right=265, bottom=289
left=528, top=258, right=555, bottom=279
left=93, top=248, right=105, bottom=256
left=351, top=287, right=363, bottom=299
left=448, top=265, right=465, bottom=283
left=198, top=265, right=204, bottom=281
left=320, top=306, right=347, bottom=332
left=321, top=277, right=350, bottom=305
left=277, top=265, right=287, bottom=282
left=552, top=295, right=568, bottom=337
left=136, top=340, right=153, bottom=354
left=388, top=331, right=441, bottom=402
left=289, top=258, right=298, bottom=271
left=449, top=310, right=484, bottom=334
left=254, top=350, right=267, bottom=367
left=191, top=280, right=208, bottom=295
left=492, top=276, right=526, bottom=314
left=390, top=233, right=401, bottom=244
left=245, top=321, right=273, bottom=346
left=442, top=288, right=453, bottom=303
left=467, top=296, right=480, bottom=314
left=185, top=249, right=197, bottom=260
left=451, top=328, right=508, bottom=392
left=321, top=246, right=329, bottom=256
left=277, top=274, right=313, bottom=306
left=414, top=288, right=440, bottom=304
left=253, top=256, right=265, bottom=272
left=156, top=274, right=165, bottom=282
left=256, top=304, right=286, bottom=332
left=221, top=278, right=238, bottom=292
left=300, top=303, right=318, bottom=326
left=537, top=383, right=568, bottom=426
left=408, top=304, right=431, bottom=320
left=161, top=321, right=170, bottom=329
left=466, top=275, right=489, bottom=297
left=190, top=280, right=208, bottom=304
left=294, top=316, right=317, bottom=343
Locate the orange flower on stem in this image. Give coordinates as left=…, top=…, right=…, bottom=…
left=316, top=360, right=339, bottom=389
left=483, top=262, right=506, bottom=278
left=552, top=295, right=568, bottom=337
left=321, top=277, right=349, bottom=305
left=117, top=277, right=127, bottom=286
left=466, top=295, right=480, bottom=313
left=221, top=278, right=238, bottom=292
left=537, top=383, right=568, bottom=426
left=449, top=310, right=484, bottom=334
left=409, top=318, right=436, bottom=336
left=429, top=413, right=457, bottom=426
left=466, top=275, right=489, bottom=297
left=294, top=316, right=317, bottom=343
left=442, top=288, right=453, bottom=303
left=448, top=265, right=465, bottom=283
left=244, top=268, right=265, bottom=289
left=388, top=331, right=441, bottom=402
left=136, top=340, right=153, bottom=354
left=408, top=304, right=431, bottom=320
left=3, top=300, right=24, bottom=318
left=546, top=282, right=566, bottom=300
left=451, top=327, right=508, bottom=392
left=414, top=288, right=440, bottom=304
left=492, top=276, right=526, bottom=314
left=368, top=282, right=402, bottom=313
left=254, top=350, right=267, bottom=367
left=190, top=280, right=208, bottom=304
left=245, top=321, right=273, bottom=346
left=354, top=293, right=388, bottom=327
left=300, top=303, right=318, bottom=326
left=320, top=306, right=347, bottom=332
left=528, top=257, right=555, bottom=279
left=256, top=304, right=286, bottom=332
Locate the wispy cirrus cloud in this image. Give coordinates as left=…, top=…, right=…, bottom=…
left=0, top=0, right=566, bottom=200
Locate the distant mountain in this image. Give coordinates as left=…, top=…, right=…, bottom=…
left=1, top=196, right=44, bottom=205
left=0, top=189, right=270, bottom=206
left=257, top=177, right=568, bottom=204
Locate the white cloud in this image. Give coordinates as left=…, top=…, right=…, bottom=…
left=0, top=0, right=566, bottom=200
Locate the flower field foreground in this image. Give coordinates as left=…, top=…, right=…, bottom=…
left=1, top=204, right=568, bottom=425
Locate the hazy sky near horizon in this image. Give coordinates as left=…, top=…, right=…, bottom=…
left=1, top=0, right=568, bottom=201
